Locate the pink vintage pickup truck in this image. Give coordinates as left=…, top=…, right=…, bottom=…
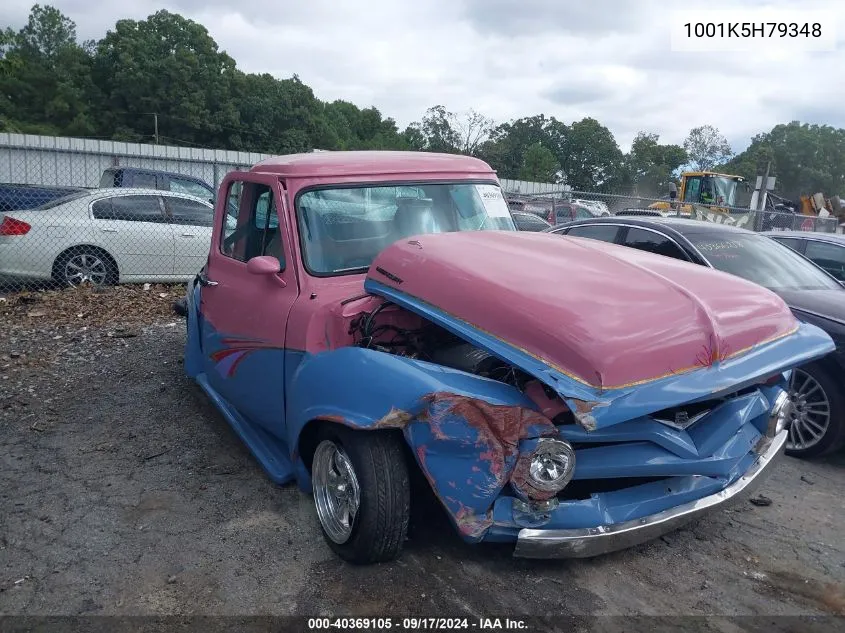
left=178, top=151, right=833, bottom=564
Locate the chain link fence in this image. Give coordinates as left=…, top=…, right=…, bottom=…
left=504, top=189, right=843, bottom=234
left=2, top=133, right=843, bottom=295
left=0, top=133, right=269, bottom=294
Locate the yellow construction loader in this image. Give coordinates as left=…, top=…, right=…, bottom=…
left=650, top=171, right=746, bottom=214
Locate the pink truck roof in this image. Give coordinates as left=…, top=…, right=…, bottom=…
left=249, top=151, right=496, bottom=179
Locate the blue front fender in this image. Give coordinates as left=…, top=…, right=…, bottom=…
left=285, top=346, right=558, bottom=541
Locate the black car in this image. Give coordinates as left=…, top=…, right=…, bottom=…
left=99, top=167, right=215, bottom=203
left=511, top=211, right=552, bottom=232
left=764, top=231, right=845, bottom=283
left=547, top=216, right=845, bottom=458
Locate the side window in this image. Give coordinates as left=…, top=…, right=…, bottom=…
left=516, top=214, right=549, bottom=231
left=171, top=177, right=214, bottom=201
left=99, top=170, right=117, bottom=188
left=803, top=240, right=845, bottom=281
left=92, top=195, right=164, bottom=222
left=130, top=172, right=157, bottom=189
left=220, top=181, right=285, bottom=268
left=623, top=227, right=689, bottom=261
left=566, top=224, right=620, bottom=243
left=91, top=199, right=112, bottom=219
left=167, top=197, right=213, bottom=227
left=773, top=237, right=805, bottom=253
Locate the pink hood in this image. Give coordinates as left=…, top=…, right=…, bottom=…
left=365, top=231, right=798, bottom=390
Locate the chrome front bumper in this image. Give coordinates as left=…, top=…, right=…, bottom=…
left=513, top=429, right=788, bottom=559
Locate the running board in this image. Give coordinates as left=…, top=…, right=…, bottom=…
left=195, top=373, right=295, bottom=484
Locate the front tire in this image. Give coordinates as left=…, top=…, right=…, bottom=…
left=311, top=426, right=410, bottom=564
left=785, top=362, right=845, bottom=458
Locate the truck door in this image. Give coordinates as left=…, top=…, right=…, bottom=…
left=196, top=172, right=299, bottom=441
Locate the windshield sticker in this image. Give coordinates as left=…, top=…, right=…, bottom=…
left=695, top=240, right=745, bottom=252
left=475, top=185, right=511, bottom=218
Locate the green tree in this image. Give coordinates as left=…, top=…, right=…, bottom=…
left=319, top=101, right=406, bottom=150
left=559, top=117, right=625, bottom=192
left=404, top=105, right=461, bottom=153
left=92, top=10, right=242, bottom=146
left=0, top=4, right=97, bottom=135
left=720, top=121, right=845, bottom=200
left=518, top=143, right=560, bottom=182
left=626, top=131, right=687, bottom=197
left=17, top=3, right=76, bottom=58
left=453, top=109, right=494, bottom=155
left=683, top=125, right=732, bottom=170
left=479, top=114, right=567, bottom=180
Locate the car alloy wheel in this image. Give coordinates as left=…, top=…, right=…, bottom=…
left=63, top=252, right=108, bottom=286
left=786, top=368, right=831, bottom=452
left=312, top=439, right=361, bottom=545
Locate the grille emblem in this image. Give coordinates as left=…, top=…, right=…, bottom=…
left=653, top=409, right=710, bottom=431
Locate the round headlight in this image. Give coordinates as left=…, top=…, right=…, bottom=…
left=527, top=438, right=576, bottom=493
left=769, top=390, right=794, bottom=437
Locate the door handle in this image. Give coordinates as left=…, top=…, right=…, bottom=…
left=101, top=228, right=118, bottom=233
left=181, top=233, right=196, bottom=238
left=197, top=271, right=218, bottom=287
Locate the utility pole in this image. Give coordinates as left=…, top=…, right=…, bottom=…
left=758, top=161, right=771, bottom=212
left=152, top=113, right=159, bottom=145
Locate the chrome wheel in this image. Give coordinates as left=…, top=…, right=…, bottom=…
left=786, top=368, right=831, bottom=451
left=312, top=440, right=361, bottom=545
left=64, top=252, right=108, bottom=286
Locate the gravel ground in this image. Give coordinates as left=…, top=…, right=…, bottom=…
left=1, top=288, right=845, bottom=622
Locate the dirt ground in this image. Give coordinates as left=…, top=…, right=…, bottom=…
left=1, top=287, right=845, bottom=624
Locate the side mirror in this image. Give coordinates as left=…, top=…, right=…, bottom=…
left=246, top=255, right=286, bottom=287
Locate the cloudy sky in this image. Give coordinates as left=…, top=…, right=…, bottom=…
left=2, top=0, right=843, bottom=151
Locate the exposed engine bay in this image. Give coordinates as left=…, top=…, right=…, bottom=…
left=349, top=299, right=531, bottom=387
left=349, top=299, right=574, bottom=424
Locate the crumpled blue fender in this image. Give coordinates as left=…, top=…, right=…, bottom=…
left=285, top=346, right=558, bottom=541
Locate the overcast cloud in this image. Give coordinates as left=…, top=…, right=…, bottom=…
left=2, top=0, right=843, bottom=151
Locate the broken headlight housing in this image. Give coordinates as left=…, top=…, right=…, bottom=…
left=511, top=437, right=576, bottom=501
left=767, top=390, right=793, bottom=437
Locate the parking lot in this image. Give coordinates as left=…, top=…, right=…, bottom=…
left=2, top=288, right=845, bottom=619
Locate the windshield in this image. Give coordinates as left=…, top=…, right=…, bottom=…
left=297, top=182, right=516, bottom=275
left=712, top=176, right=738, bottom=207
left=684, top=175, right=739, bottom=206
left=687, top=232, right=842, bottom=291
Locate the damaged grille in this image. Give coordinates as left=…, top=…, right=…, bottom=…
left=557, top=476, right=670, bottom=501
left=651, top=401, right=714, bottom=431
left=649, top=386, right=759, bottom=432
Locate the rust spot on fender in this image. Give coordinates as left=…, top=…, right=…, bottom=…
left=454, top=504, right=494, bottom=539
left=417, top=392, right=557, bottom=489
left=419, top=393, right=556, bottom=442
left=372, top=407, right=414, bottom=429
left=569, top=398, right=601, bottom=431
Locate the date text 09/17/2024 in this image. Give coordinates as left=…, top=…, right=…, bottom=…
left=307, top=618, right=528, bottom=630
